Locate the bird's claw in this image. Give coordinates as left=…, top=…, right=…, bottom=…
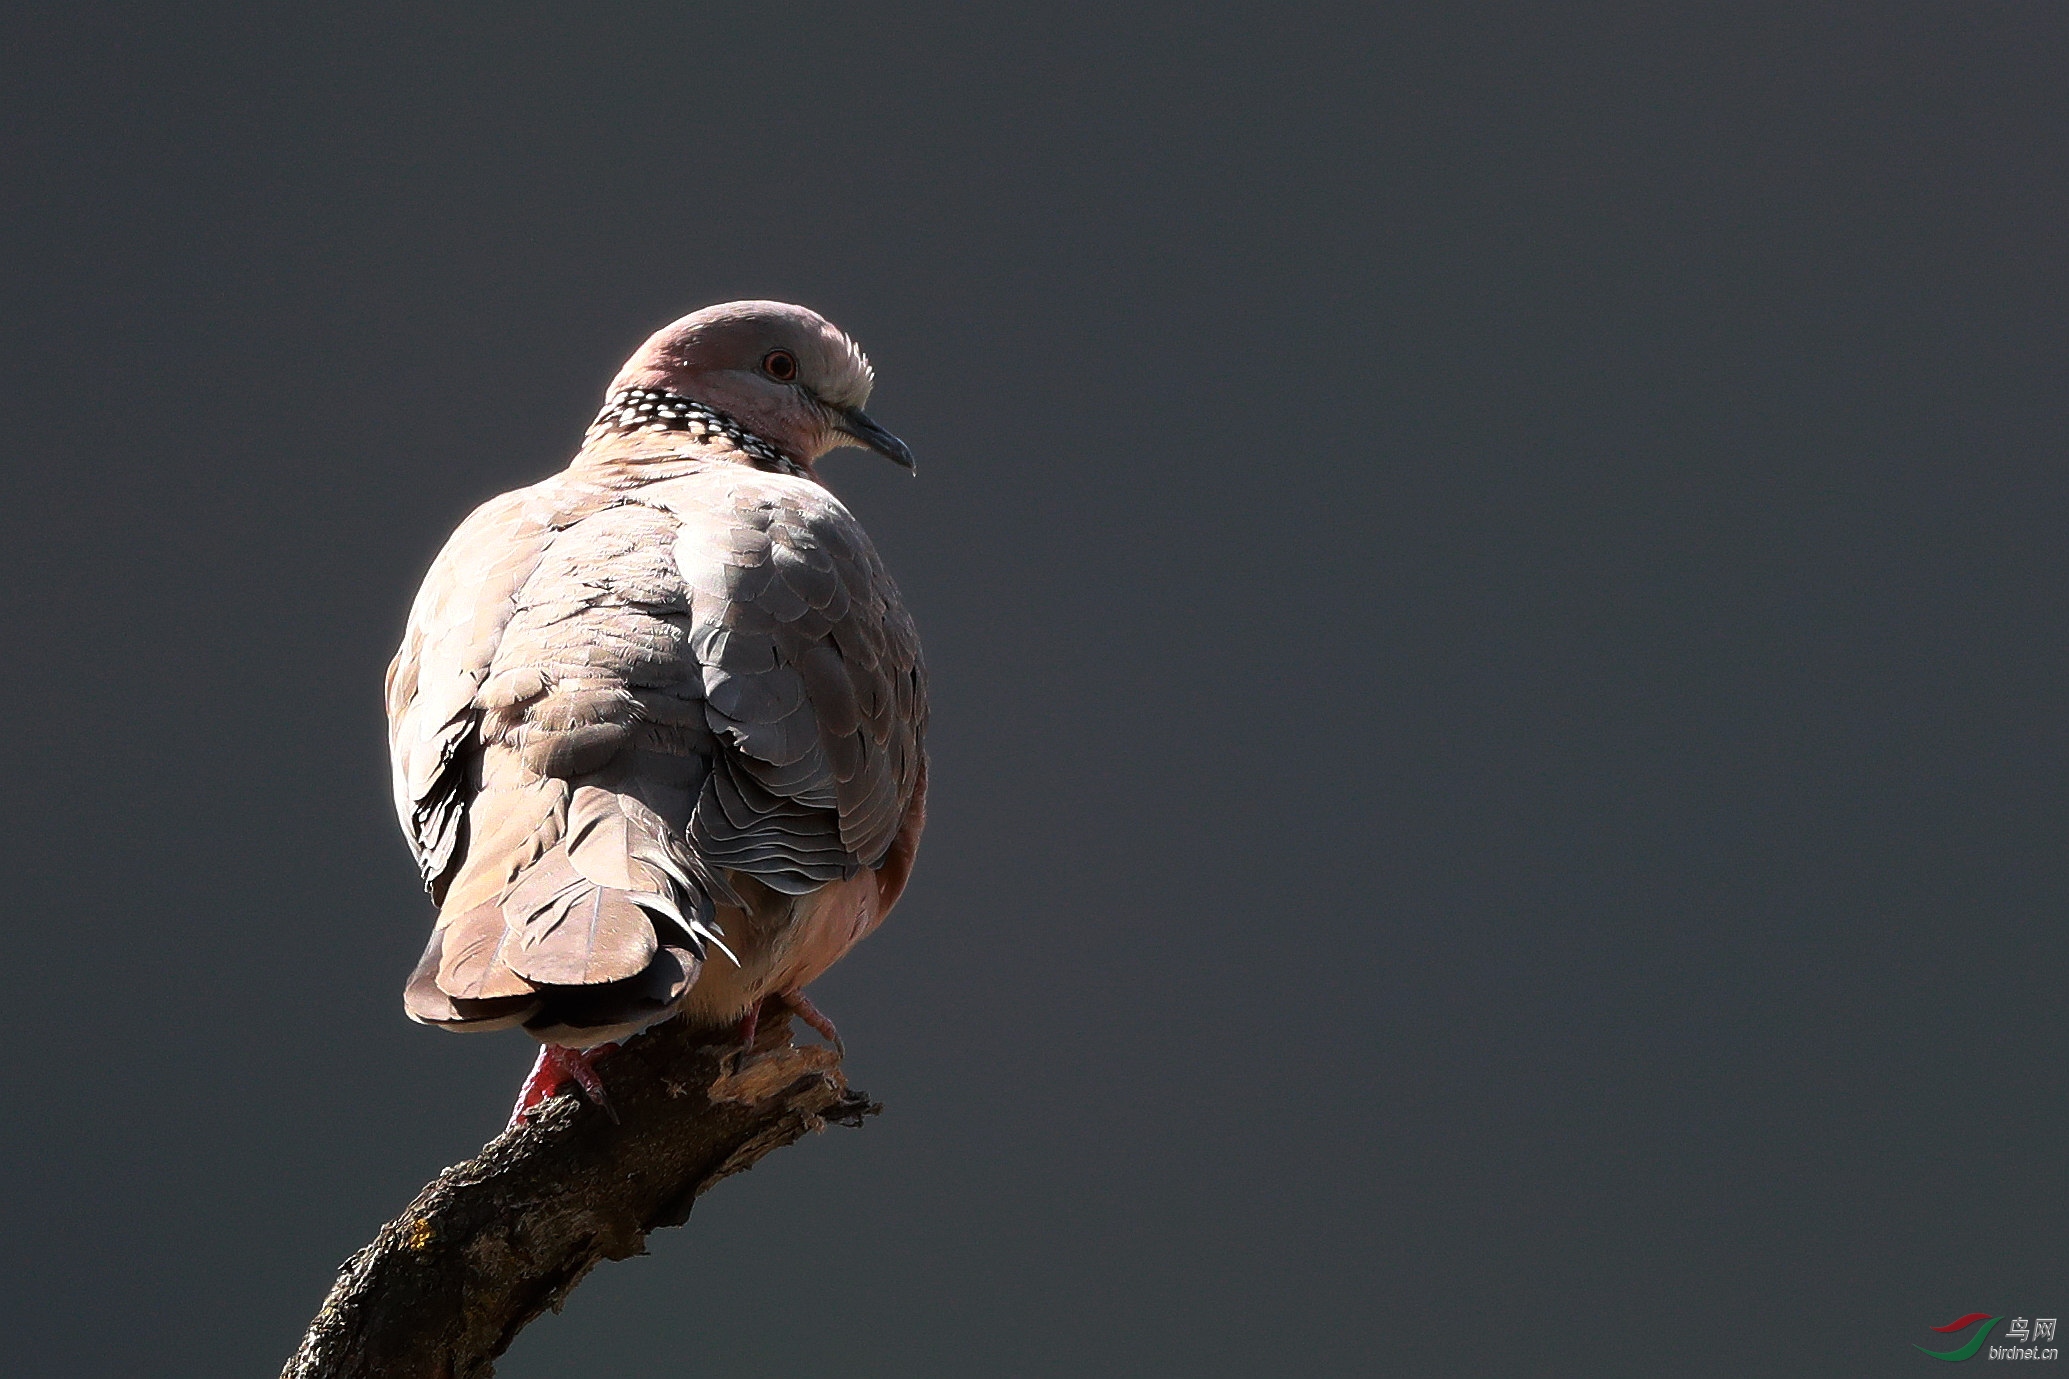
left=781, top=990, right=845, bottom=1058
left=510, top=1043, right=620, bottom=1127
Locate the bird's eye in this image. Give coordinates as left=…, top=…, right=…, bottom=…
left=762, top=350, right=799, bottom=382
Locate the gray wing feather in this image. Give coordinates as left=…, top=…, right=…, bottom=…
left=654, top=469, right=925, bottom=895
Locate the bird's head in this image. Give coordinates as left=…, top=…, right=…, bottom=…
left=604, top=300, right=912, bottom=471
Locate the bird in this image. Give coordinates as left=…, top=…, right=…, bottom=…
left=383, top=301, right=928, bottom=1122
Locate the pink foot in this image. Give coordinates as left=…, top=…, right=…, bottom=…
left=510, top=1042, right=620, bottom=1126
left=781, top=990, right=845, bottom=1057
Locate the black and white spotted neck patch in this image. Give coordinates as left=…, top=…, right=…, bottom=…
left=589, top=387, right=801, bottom=474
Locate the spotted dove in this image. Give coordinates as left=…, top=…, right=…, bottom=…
left=384, top=301, right=928, bottom=1116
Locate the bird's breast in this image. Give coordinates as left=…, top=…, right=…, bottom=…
left=680, top=869, right=880, bottom=1025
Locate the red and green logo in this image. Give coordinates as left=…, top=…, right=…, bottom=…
left=1916, top=1314, right=2000, bottom=1362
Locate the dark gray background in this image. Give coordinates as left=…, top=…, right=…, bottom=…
left=1, top=5, right=2061, bottom=1375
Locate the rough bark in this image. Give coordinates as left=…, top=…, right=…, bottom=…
left=281, top=1014, right=876, bottom=1379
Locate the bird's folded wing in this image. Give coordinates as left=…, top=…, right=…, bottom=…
left=385, top=483, right=562, bottom=897
left=650, top=469, right=927, bottom=895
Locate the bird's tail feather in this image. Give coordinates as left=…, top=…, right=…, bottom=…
left=405, top=782, right=723, bottom=1041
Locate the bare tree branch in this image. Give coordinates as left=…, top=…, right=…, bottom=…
left=281, top=1014, right=877, bottom=1379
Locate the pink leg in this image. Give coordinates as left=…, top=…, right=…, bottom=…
left=729, top=1002, right=761, bottom=1068
left=781, top=990, right=845, bottom=1057
left=509, top=1042, right=620, bottom=1126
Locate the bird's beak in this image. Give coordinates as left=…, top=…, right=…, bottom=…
left=834, top=406, right=915, bottom=471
